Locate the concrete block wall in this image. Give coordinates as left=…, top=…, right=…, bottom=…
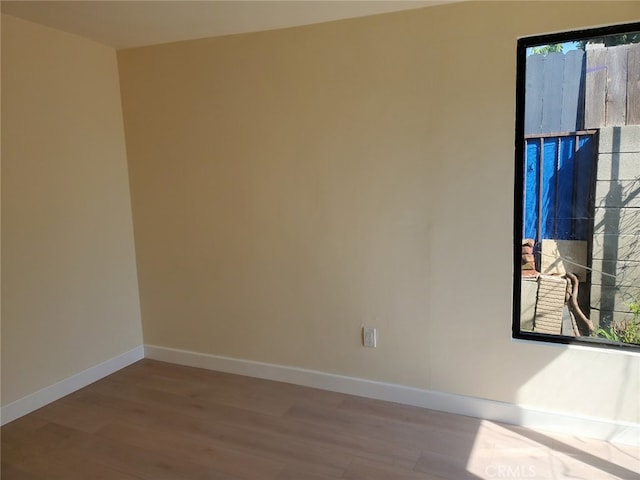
left=590, top=126, right=640, bottom=327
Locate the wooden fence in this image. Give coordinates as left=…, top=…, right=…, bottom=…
left=584, top=43, right=640, bottom=129
left=525, top=50, right=584, bottom=135
left=524, top=43, right=640, bottom=135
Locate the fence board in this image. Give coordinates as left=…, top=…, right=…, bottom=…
left=605, top=45, right=628, bottom=127
left=561, top=50, right=584, bottom=132
left=542, top=52, right=564, bottom=133
left=525, top=54, right=544, bottom=134
left=627, top=44, right=640, bottom=125
left=585, top=48, right=607, bottom=129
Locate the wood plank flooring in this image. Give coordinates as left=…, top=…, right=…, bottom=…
left=2, top=359, right=638, bottom=479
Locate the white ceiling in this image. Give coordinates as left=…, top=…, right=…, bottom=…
left=1, top=1, right=457, bottom=50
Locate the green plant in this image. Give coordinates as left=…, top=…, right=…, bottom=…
left=595, top=299, right=640, bottom=345
left=530, top=44, right=564, bottom=55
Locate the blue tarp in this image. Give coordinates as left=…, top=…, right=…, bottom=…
left=524, top=136, right=593, bottom=241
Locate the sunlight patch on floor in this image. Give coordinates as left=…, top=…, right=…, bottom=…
left=465, top=420, right=640, bottom=480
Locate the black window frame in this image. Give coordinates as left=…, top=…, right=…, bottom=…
left=513, top=21, right=640, bottom=352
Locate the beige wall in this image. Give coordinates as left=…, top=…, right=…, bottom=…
left=1, top=15, right=143, bottom=405
left=118, top=1, right=640, bottom=423
left=3, top=1, right=635, bottom=424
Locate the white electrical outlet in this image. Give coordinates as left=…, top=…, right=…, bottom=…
left=363, top=327, right=377, bottom=348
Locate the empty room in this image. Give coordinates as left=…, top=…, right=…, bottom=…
left=1, top=1, right=639, bottom=479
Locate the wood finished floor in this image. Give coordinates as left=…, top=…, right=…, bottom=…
left=2, top=360, right=638, bottom=480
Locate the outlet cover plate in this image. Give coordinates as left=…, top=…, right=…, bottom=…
left=363, top=327, right=377, bottom=347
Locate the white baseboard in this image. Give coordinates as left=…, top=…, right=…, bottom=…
left=145, top=344, right=639, bottom=446
left=0, top=345, right=144, bottom=426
